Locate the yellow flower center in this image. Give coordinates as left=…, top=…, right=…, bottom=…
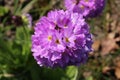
left=85, top=0, right=89, bottom=2
left=80, top=5, right=85, bottom=9
left=65, top=37, right=69, bottom=42
left=48, top=36, right=52, bottom=41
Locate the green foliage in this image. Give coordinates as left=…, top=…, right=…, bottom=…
left=0, top=6, right=9, bottom=16
left=66, top=66, right=79, bottom=80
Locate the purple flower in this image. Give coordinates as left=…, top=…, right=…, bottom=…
left=64, top=0, right=106, bottom=18
left=31, top=10, right=93, bottom=68
left=88, top=0, right=106, bottom=17
left=22, top=14, right=32, bottom=28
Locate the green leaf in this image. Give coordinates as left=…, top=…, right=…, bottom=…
left=21, top=0, right=37, bottom=14
left=85, top=76, right=93, bottom=80
left=0, top=6, right=9, bottom=16
left=66, top=66, right=78, bottom=80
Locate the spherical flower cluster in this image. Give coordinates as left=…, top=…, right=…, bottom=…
left=31, top=10, right=93, bottom=68
left=64, top=0, right=105, bottom=17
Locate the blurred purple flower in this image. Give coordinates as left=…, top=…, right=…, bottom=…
left=22, top=14, right=32, bottom=28
left=31, top=10, right=93, bottom=68
left=88, top=0, right=106, bottom=17
left=64, top=0, right=106, bottom=18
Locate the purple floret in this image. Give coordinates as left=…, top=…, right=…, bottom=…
left=87, top=0, right=106, bottom=17
left=31, top=10, right=93, bottom=68
left=64, top=0, right=106, bottom=18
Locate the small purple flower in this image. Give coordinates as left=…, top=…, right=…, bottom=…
left=64, top=0, right=106, bottom=17
left=88, top=0, right=106, bottom=17
left=31, top=10, right=93, bottom=68
left=22, top=14, right=32, bottom=28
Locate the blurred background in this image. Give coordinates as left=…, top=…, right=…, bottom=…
left=0, top=0, right=120, bottom=80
